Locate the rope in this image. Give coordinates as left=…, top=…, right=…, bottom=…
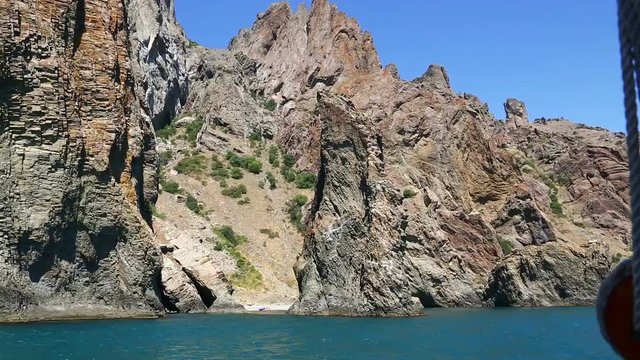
left=618, top=0, right=640, bottom=334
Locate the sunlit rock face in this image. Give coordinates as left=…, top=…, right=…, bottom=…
left=0, top=0, right=186, bottom=320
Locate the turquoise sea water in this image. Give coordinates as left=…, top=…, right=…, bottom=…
left=0, top=308, right=617, bottom=359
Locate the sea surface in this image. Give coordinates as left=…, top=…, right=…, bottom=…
left=0, top=307, right=618, bottom=359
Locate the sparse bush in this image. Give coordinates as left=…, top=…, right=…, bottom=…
left=230, top=167, right=243, bottom=179
left=282, top=153, right=296, bottom=168
left=161, top=178, right=181, bottom=194
left=159, top=150, right=173, bottom=167
left=213, top=226, right=262, bottom=289
left=292, top=194, right=309, bottom=206
left=550, top=192, right=563, bottom=215
left=214, top=225, right=247, bottom=248
left=238, top=197, right=251, bottom=205
left=185, top=117, right=204, bottom=147
left=259, top=228, right=280, bottom=239
left=554, top=174, right=572, bottom=187
left=175, top=154, right=208, bottom=175
left=156, top=119, right=177, bottom=139
left=268, top=146, right=280, bottom=167
left=295, top=171, right=317, bottom=189
left=287, top=194, right=308, bottom=233
left=186, top=194, right=204, bottom=215
left=281, top=167, right=296, bottom=182
left=211, top=167, right=229, bottom=180
left=265, top=172, right=277, bottom=189
left=264, top=99, right=277, bottom=111
left=149, top=203, right=166, bottom=220
left=221, top=184, right=247, bottom=198
left=249, top=132, right=262, bottom=142
left=219, top=179, right=228, bottom=188
left=403, top=189, right=418, bottom=199
left=497, top=237, right=514, bottom=255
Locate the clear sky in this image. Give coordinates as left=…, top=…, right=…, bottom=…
left=176, top=1, right=624, bottom=132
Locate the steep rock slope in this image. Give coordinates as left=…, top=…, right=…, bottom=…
left=198, top=0, right=629, bottom=315
left=0, top=0, right=186, bottom=320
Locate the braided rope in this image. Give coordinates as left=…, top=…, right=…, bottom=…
left=618, top=0, right=640, bottom=334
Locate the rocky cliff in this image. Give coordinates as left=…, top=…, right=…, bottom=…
left=0, top=0, right=186, bottom=321
left=0, top=0, right=630, bottom=319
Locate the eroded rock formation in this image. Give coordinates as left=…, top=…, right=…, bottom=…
left=0, top=0, right=630, bottom=319
left=0, top=0, right=186, bottom=320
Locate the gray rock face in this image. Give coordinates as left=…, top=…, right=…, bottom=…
left=485, top=243, right=613, bottom=306
left=184, top=48, right=277, bottom=142
left=493, top=194, right=557, bottom=247
left=504, top=98, right=529, bottom=129
left=290, top=93, right=422, bottom=316
left=0, top=0, right=185, bottom=321
left=126, top=0, right=189, bottom=205
left=413, top=64, right=452, bottom=91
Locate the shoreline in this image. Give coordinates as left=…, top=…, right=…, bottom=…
left=0, top=304, right=599, bottom=324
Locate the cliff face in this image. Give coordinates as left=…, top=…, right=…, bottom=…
left=0, top=0, right=630, bottom=319
left=217, top=0, right=628, bottom=315
left=0, top=0, right=186, bottom=320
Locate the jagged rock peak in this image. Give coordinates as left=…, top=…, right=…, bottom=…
left=413, top=64, right=452, bottom=91
left=228, top=0, right=382, bottom=98
left=504, top=98, right=529, bottom=129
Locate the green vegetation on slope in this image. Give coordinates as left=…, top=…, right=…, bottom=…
left=213, top=226, right=263, bottom=289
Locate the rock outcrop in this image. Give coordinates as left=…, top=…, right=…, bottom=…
left=0, top=0, right=630, bottom=319
left=0, top=0, right=186, bottom=321
left=504, top=98, right=529, bottom=130
left=485, top=243, right=613, bottom=306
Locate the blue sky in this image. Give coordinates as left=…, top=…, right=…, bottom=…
left=176, top=1, right=623, bottom=132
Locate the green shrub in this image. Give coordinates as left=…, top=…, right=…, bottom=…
left=187, top=39, right=199, bottom=48
left=185, top=194, right=203, bottom=215
left=238, top=197, right=251, bottom=205
left=554, top=174, right=572, bottom=187
left=175, top=154, right=208, bottom=175
left=213, top=226, right=262, bottom=289
left=282, top=153, right=296, bottom=168
left=295, top=171, right=317, bottom=189
left=246, top=159, right=263, bottom=174
left=219, top=179, right=228, bottom=188
left=498, top=237, right=514, bottom=255
left=249, top=132, right=262, bottom=142
left=214, top=225, right=247, bottom=248
left=550, top=192, right=563, bottom=215
left=159, top=150, right=173, bottom=167
left=226, top=152, right=244, bottom=167
left=403, top=189, right=418, bottom=199
left=230, top=167, right=244, bottom=179
left=281, top=167, right=296, bottom=182
left=149, top=203, right=166, bottom=220
left=211, top=167, right=229, bottom=180
left=292, top=194, right=308, bottom=207
left=226, top=152, right=262, bottom=173
left=287, top=195, right=308, bottom=233
left=221, top=184, right=247, bottom=198
left=268, top=146, right=280, bottom=166
left=265, top=172, right=277, bottom=189
left=211, top=159, right=224, bottom=170
left=161, top=179, right=181, bottom=194
left=156, top=119, right=177, bottom=139
left=264, top=99, right=277, bottom=111
left=259, top=228, right=280, bottom=239
left=185, top=117, right=204, bottom=147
